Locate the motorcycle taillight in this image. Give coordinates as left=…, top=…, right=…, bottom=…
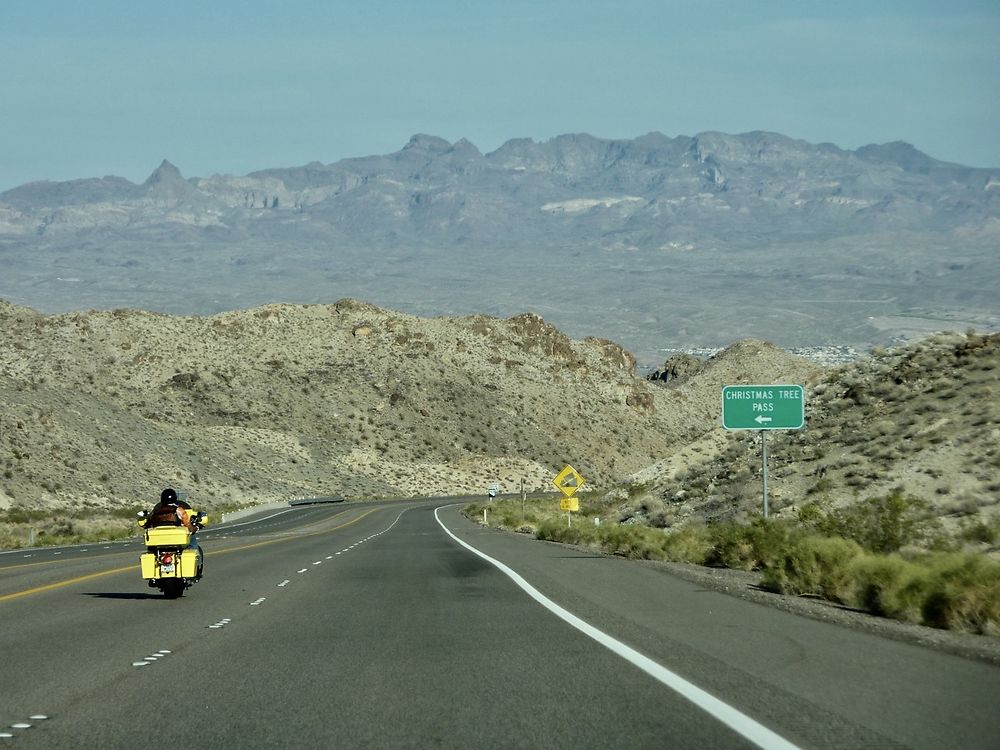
left=160, top=553, right=174, bottom=565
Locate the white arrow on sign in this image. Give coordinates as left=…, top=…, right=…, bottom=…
left=755, top=415, right=772, bottom=424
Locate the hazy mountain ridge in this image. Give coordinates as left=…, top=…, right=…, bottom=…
left=1, top=131, right=997, bottom=361
left=3, top=131, right=997, bottom=243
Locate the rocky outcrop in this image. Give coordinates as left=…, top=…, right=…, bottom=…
left=507, top=313, right=577, bottom=360
left=649, top=353, right=704, bottom=383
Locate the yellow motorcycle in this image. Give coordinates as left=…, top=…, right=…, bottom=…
left=136, top=511, right=207, bottom=598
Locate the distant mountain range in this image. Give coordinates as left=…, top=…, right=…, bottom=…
left=2, top=131, right=998, bottom=362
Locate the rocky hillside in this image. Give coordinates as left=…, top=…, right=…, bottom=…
left=0, top=299, right=814, bottom=514
left=2, top=298, right=995, bottom=552
left=625, top=332, right=1000, bottom=540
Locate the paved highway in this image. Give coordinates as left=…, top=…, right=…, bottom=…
left=1, top=501, right=998, bottom=748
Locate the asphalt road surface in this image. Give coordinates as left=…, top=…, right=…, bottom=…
left=1, top=501, right=998, bottom=749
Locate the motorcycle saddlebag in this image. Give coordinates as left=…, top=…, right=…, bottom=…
left=140, top=552, right=157, bottom=579
left=180, top=548, right=199, bottom=578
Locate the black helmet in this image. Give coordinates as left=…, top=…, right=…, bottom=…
left=160, top=488, right=178, bottom=504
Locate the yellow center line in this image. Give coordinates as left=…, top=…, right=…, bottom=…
left=0, top=506, right=383, bottom=603
left=0, top=565, right=139, bottom=602
left=0, top=507, right=358, bottom=572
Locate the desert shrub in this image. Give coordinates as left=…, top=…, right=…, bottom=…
left=761, top=535, right=862, bottom=601
left=704, top=519, right=794, bottom=571
left=846, top=554, right=921, bottom=618
left=807, top=477, right=833, bottom=495
left=647, top=506, right=677, bottom=528
left=703, top=523, right=755, bottom=569
left=815, top=492, right=938, bottom=553
left=596, top=523, right=666, bottom=560
left=906, top=553, right=1000, bottom=633
left=659, top=525, right=713, bottom=564
left=796, top=502, right=824, bottom=525
left=536, top=518, right=594, bottom=548
left=959, top=517, right=1000, bottom=544
left=497, top=510, right=522, bottom=529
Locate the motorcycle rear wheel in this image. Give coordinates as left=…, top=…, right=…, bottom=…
left=160, top=579, right=185, bottom=599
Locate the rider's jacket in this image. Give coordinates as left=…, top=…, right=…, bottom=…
left=149, top=501, right=195, bottom=530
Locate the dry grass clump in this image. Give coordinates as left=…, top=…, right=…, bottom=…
left=761, top=535, right=863, bottom=602
left=764, top=543, right=1000, bottom=634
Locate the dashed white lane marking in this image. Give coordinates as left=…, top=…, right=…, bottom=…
left=250, top=597, right=266, bottom=606
left=278, top=580, right=290, bottom=587
left=433, top=505, right=803, bottom=750
left=287, top=508, right=408, bottom=582
left=133, top=648, right=173, bottom=666
left=3, top=715, right=50, bottom=734
left=209, top=619, right=232, bottom=629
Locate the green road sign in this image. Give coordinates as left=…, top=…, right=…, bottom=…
left=722, top=384, right=804, bottom=430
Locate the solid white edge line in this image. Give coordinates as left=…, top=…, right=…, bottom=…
left=433, top=505, right=802, bottom=750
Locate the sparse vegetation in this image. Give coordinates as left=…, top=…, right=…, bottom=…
left=464, top=493, right=1000, bottom=634
left=0, top=507, right=136, bottom=549
left=800, top=492, right=941, bottom=554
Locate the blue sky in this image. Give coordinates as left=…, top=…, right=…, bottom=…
left=1, top=0, right=997, bottom=190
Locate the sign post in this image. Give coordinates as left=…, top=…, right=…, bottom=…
left=722, top=385, right=804, bottom=518
left=553, top=465, right=585, bottom=527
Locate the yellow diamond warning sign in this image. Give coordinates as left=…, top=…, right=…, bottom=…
left=553, top=465, right=585, bottom=498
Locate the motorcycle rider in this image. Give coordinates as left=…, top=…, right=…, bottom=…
left=149, top=487, right=196, bottom=531
left=146, top=487, right=203, bottom=577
